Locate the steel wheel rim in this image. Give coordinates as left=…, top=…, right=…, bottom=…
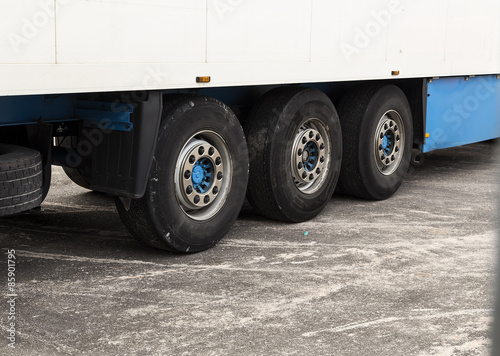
left=175, top=130, right=231, bottom=221
left=291, top=118, right=331, bottom=194
left=374, top=110, right=405, bottom=176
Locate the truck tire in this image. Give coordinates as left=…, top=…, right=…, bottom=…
left=62, top=167, right=91, bottom=190
left=56, top=137, right=92, bottom=190
left=0, top=144, right=43, bottom=216
left=245, top=86, right=342, bottom=222
left=337, top=84, right=413, bottom=200
left=115, top=95, right=249, bottom=253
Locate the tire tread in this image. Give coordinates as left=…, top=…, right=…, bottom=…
left=0, top=144, right=44, bottom=216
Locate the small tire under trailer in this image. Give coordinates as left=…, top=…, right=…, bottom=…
left=0, top=144, right=44, bottom=217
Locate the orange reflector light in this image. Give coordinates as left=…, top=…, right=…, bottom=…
left=196, top=76, right=211, bottom=83
left=425, top=133, right=430, bottom=138
left=392, top=71, right=400, bottom=76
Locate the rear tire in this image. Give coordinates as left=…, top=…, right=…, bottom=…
left=337, top=84, right=413, bottom=200
left=56, top=137, right=92, bottom=190
left=62, top=167, right=91, bottom=190
left=116, top=95, right=249, bottom=253
left=0, top=144, right=43, bottom=216
left=245, top=86, right=342, bottom=222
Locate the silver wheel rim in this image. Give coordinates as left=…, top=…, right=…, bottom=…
left=175, top=130, right=231, bottom=221
left=374, top=110, right=405, bottom=176
left=291, top=118, right=331, bottom=194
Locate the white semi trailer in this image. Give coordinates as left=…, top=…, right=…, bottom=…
left=0, top=0, right=499, bottom=253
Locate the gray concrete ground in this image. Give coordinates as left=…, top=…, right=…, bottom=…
left=1, top=141, right=499, bottom=356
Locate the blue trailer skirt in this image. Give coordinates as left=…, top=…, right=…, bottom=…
left=423, top=75, right=500, bottom=153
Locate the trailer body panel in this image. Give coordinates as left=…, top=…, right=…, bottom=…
left=0, top=0, right=499, bottom=96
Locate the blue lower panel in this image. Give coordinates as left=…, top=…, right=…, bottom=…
left=0, top=95, right=74, bottom=125
left=423, top=75, right=500, bottom=153
left=0, top=95, right=133, bottom=132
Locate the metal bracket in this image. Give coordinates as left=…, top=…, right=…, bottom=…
left=75, top=100, right=134, bottom=132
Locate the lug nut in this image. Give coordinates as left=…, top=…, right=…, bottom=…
left=186, top=186, right=193, bottom=194
left=391, top=155, right=395, bottom=161
left=390, top=121, right=394, bottom=127
left=394, top=125, right=398, bottom=132
left=320, top=143, right=325, bottom=150
left=381, top=155, right=385, bottom=160
left=320, top=156, right=325, bottom=163
left=380, top=133, right=384, bottom=139
left=379, top=144, right=383, bottom=151
left=215, top=157, right=222, bottom=165
left=212, top=186, right=219, bottom=195
left=384, top=124, right=388, bottom=130
left=217, top=172, right=223, bottom=180
left=302, top=172, right=307, bottom=179
left=396, top=135, right=400, bottom=141
left=386, top=158, right=390, bottom=164
left=184, top=171, right=191, bottom=179
left=316, top=134, right=320, bottom=141
left=194, top=195, right=200, bottom=204
left=208, top=147, right=215, bottom=156
left=298, top=149, right=303, bottom=156
left=309, top=174, right=314, bottom=181
left=309, top=131, right=314, bottom=139
left=204, top=196, right=210, bottom=204
left=298, top=162, right=303, bottom=169
left=395, top=147, right=399, bottom=153
left=198, top=147, right=205, bottom=155
left=316, top=168, right=321, bottom=174
left=302, top=137, right=307, bottom=144
left=189, top=155, right=196, bottom=164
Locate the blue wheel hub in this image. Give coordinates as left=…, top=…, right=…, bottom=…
left=192, top=158, right=214, bottom=194
left=303, top=142, right=319, bottom=172
left=382, top=131, right=394, bottom=156
left=178, top=139, right=225, bottom=210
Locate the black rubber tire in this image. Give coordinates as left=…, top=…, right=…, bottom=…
left=0, top=144, right=43, bottom=216
left=245, top=86, right=342, bottom=222
left=337, top=84, right=413, bottom=200
left=62, top=167, right=91, bottom=190
left=115, top=95, right=249, bottom=253
left=56, top=137, right=92, bottom=190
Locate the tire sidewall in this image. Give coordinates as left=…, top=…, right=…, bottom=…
left=145, top=97, right=248, bottom=252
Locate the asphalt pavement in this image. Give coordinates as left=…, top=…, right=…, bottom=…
left=1, top=141, right=499, bottom=356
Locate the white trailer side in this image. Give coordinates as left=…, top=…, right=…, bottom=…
left=0, top=0, right=499, bottom=95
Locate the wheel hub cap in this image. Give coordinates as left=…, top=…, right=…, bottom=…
left=192, top=158, right=214, bottom=193
left=374, top=111, right=405, bottom=176
left=292, top=127, right=327, bottom=189
left=177, top=140, right=223, bottom=210
left=382, top=131, right=394, bottom=156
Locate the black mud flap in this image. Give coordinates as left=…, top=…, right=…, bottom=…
left=88, top=91, right=163, bottom=198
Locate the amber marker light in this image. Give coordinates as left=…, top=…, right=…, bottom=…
left=196, top=76, right=211, bottom=83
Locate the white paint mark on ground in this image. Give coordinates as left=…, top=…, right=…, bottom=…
left=302, top=309, right=493, bottom=338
